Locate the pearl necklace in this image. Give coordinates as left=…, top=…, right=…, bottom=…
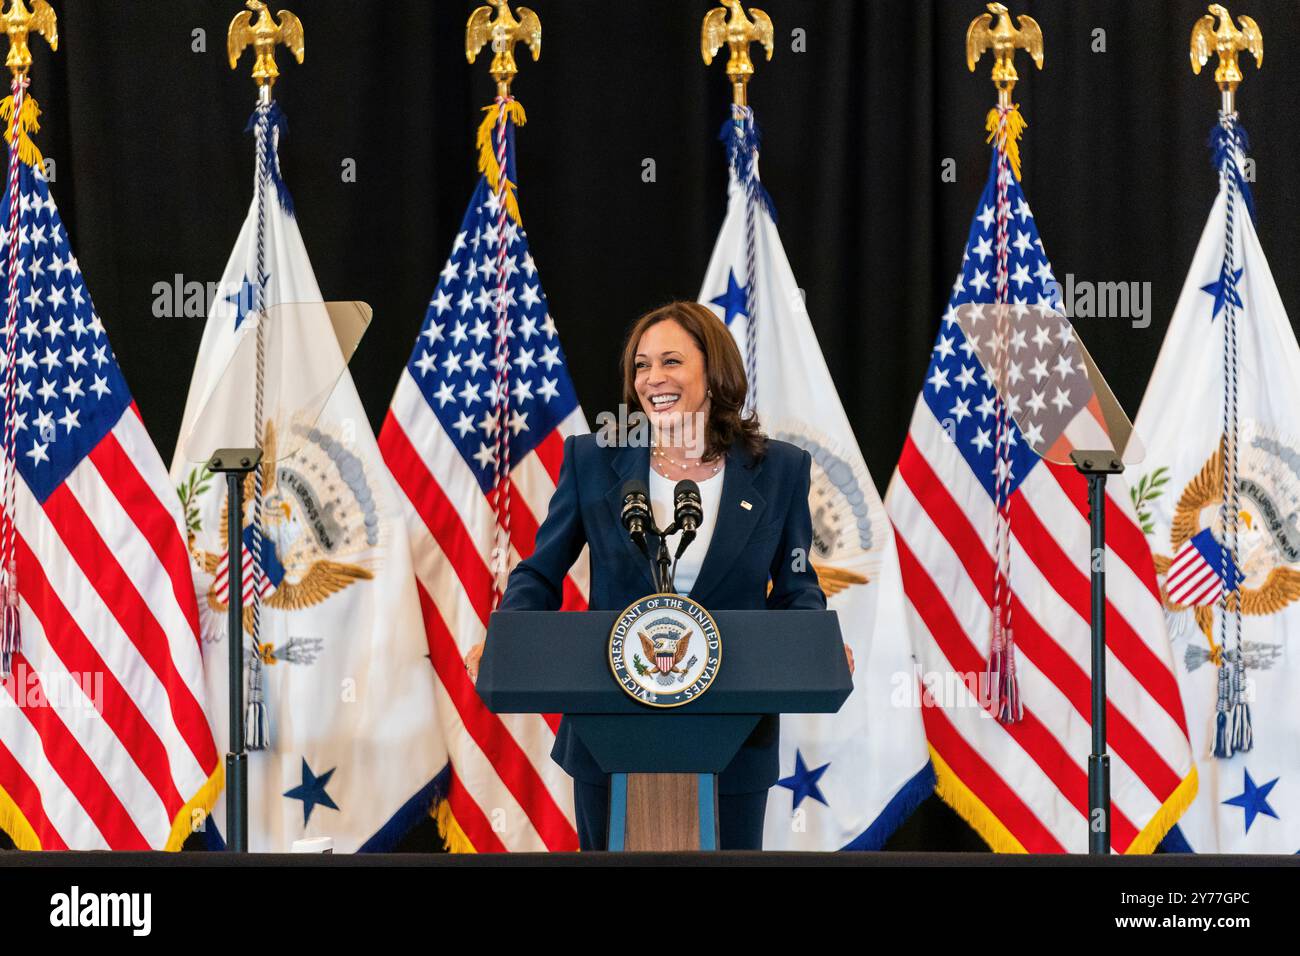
left=652, top=446, right=723, bottom=477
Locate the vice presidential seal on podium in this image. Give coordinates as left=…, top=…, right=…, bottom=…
left=609, top=593, right=722, bottom=708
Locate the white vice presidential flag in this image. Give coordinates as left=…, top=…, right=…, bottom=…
left=1132, top=136, right=1299, bottom=853
left=170, top=108, right=445, bottom=851
left=700, top=144, right=933, bottom=850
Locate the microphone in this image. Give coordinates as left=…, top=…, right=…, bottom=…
left=672, top=479, right=703, bottom=559
left=620, top=479, right=652, bottom=557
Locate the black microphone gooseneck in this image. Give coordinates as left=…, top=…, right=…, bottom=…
left=622, top=478, right=708, bottom=594
left=672, top=480, right=703, bottom=560
left=620, top=479, right=652, bottom=560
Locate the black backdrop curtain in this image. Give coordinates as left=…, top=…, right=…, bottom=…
left=12, top=0, right=1300, bottom=851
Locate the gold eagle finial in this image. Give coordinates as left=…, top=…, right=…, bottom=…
left=466, top=1, right=541, bottom=99
left=702, top=0, right=774, bottom=107
left=2, top=0, right=57, bottom=78
left=966, top=2, right=1043, bottom=106
left=228, top=0, right=304, bottom=89
left=1191, top=4, right=1262, bottom=94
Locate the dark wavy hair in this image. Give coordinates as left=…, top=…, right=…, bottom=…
left=620, top=301, right=766, bottom=463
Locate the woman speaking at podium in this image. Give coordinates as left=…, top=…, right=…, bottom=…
left=466, top=300, right=848, bottom=850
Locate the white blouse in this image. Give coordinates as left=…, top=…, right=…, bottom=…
left=648, top=462, right=725, bottom=595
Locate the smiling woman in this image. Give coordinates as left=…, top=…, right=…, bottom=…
left=623, top=301, right=766, bottom=475
left=464, top=300, right=851, bottom=851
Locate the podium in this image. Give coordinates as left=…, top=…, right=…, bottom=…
left=478, top=608, right=850, bottom=851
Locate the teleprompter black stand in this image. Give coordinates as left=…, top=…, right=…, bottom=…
left=1070, top=450, right=1124, bottom=855
left=206, top=448, right=262, bottom=854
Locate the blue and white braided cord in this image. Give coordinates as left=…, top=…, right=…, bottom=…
left=246, top=100, right=272, bottom=749
left=1215, top=110, right=1249, bottom=756
left=733, top=104, right=759, bottom=417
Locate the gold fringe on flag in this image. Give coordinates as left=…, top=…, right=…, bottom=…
left=0, top=762, right=224, bottom=851
left=984, top=105, right=1027, bottom=181
left=929, top=745, right=1028, bottom=853
left=163, top=763, right=225, bottom=852
left=0, top=92, right=43, bottom=169
left=929, top=744, right=1200, bottom=854
left=1125, top=766, right=1199, bottom=855
left=433, top=797, right=478, bottom=853
left=0, top=778, right=41, bottom=849
left=476, top=99, right=528, bottom=226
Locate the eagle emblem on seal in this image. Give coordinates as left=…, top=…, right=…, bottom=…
left=187, top=420, right=378, bottom=639
left=1148, top=431, right=1300, bottom=670
left=639, top=627, right=693, bottom=680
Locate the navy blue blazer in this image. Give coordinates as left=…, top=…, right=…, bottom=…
left=496, top=432, right=827, bottom=794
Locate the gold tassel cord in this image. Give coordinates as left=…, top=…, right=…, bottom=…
left=0, top=91, right=42, bottom=168
left=476, top=99, right=527, bottom=227
left=984, top=105, right=1026, bottom=182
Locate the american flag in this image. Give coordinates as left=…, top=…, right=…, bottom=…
left=379, top=104, right=586, bottom=852
left=212, top=534, right=279, bottom=607
left=885, top=134, right=1195, bottom=852
left=0, top=154, right=219, bottom=849
left=1164, top=529, right=1240, bottom=608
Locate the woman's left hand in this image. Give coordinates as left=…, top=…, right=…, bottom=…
left=844, top=642, right=855, bottom=676
left=464, top=641, right=486, bottom=683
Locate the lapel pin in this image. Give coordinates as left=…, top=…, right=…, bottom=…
left=740, top=500, right=752, bottom=510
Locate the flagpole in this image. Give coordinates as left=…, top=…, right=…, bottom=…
left=1191, top=5, right=1261, bottom=762
left=466, top=1, right=540, bottom=607
left=0, top=1, right=56, bottom=680
left=223, top=0, right=304, bottom=852
left=966, top=3, right=1043, bottom=735
left=702, top=2, right=772, bottom=418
